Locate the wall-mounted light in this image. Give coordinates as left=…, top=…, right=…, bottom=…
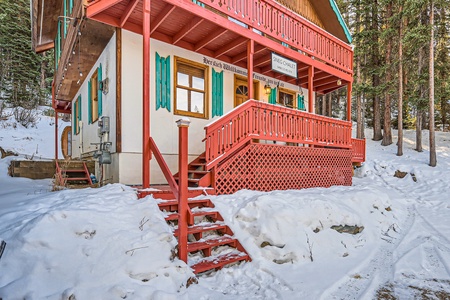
left=264, top=84, right=272, bottom=95
left=337, top=79, right=342, bottom=86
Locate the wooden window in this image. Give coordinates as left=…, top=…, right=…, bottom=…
left=174, top=57, right=208, bottom=119
left=277, top=88, right=296, bottom=108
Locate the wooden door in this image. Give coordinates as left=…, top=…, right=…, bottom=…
left=234, top=76, right=259, bottom=107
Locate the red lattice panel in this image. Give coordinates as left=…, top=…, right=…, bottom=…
left=215, top=144, right=353, bottom=195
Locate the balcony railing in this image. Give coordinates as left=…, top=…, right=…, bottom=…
left=204, top=100, right=355, bottom=169
left=202, top=0, right=353, bottom=74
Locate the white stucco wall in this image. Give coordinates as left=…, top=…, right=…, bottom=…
left=111, top=29, right=312, bottom=185
left=119, top=29, right=311, bottom=185
left=71, top=33, right=117, bottom=181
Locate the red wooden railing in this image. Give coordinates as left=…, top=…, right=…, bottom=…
left=204, top=100, right=353, bottom=169
left=149, top=137, right=179, bottom=199
left=351, top=138, right=366, bottom=163
left=202, top=0, right=353, bottom=74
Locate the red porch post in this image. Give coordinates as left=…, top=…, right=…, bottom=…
left=55, top=111, right=59, bottom=160
left=347, top=82, right=352, bottom=121
left=308, top=66, right=314, bottom=113
left=142, top=0, right=151, bottom=188
left=177, top=118, right=190, bottom=263
left=247, top=39, right=254, bottom=100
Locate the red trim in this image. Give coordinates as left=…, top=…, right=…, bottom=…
left=149, top=138, right=179, bottom=197
left=247, top=40, right=254, bottom=100
left=142, top=0, right=151, bottom=188
left=194, top=28, right=228, bottom=51
left=86, top=0, right=123, bottom=18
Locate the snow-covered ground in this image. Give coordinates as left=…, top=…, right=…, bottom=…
left=1, top=109, right=450, bottom=299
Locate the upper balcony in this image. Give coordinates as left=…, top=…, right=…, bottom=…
left=87, top=0, right=353, bottom=92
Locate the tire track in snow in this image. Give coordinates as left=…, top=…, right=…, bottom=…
left=321, top=160, right=450, bottom=299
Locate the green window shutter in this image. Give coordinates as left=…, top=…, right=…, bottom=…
left=64, top=0, right=67, bottom=37
left=212, top=69, right=224, bottom=117
left=155, top=53, right=171, bottom=112
left=269, top=88, right=277, bottom=104
left=297, top=94, right=305, bottom=110
left=73, top=100, right=77, bottom=135
left=98, top=64, right=103, bottom=117
left=155, top=52, right=161, bottom=110
left=165, top=56, right=171, bottom=112
left=88, top=80, right=92, bottom=124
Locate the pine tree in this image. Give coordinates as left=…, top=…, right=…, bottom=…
left=0, top=0, right=51, bottom=108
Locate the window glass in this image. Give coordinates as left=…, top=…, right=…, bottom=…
left=278, top=89, right=295, bottom=108
left=174, top=57, right=208, bottom=119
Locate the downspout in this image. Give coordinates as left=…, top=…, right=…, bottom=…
left=39, top=0, right=44, bottom=45
left=142, top=0, right=151, bottom=188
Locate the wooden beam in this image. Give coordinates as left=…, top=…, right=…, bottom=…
left=231, top=45, right=266, bottom=64
left=120, top=0, right=139, bottom=27
left=254, top=55, right=271, bottom=67
left=89, top=13, right=120, bottom=27
left=86, top=0, right=123, bottom=18
left=214, top=37, right=247, bottom=58
left=314, top=76, right=338, bottom=88
left=173, top=16, right=203, bottom=44
left=150, top=4, right=176, bottom=34
left=194, top=28, right=227, bottom=51
left=308, top=66, right=314, bottom=113
left=35, top=41, right=55, bottom=53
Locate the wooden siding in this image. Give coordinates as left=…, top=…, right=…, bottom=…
left=277, top=0, right=325, bottom=29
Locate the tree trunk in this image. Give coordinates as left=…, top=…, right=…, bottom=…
left=429, top=0, right=436, bottom=166
left=322, top=95, right=326, bottom=116
left=416, top=112, right=423, bottom=152
left=382, top=1, right=393, bottom=146
left=372, top=0, right=383, bottom=141
left=397, top=4, right=404, bottom=156
left=328, top=92, right=332, bottom=117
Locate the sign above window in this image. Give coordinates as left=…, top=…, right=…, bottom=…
left=271, top=53, right=297, bottom=78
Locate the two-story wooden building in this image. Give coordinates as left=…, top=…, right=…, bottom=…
left=31, top=0, right=366, bottom=275
left=31, top=0, right=364, bottom=193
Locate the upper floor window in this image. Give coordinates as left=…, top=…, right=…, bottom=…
left=174, top=57, right=208, bottom=119
left=90, top=69, right=99, bottom=123
left=277, top=88, right=295, bottom=108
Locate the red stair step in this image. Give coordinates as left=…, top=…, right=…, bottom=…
left=158, top=199, right=214, bottom=212
left=165, top=210, right=220, bottom=222
left=173, top=223, right=227, bottom=237
left=63, top=169, right=86, bottom=173
left=187, top=236, right=237, bottom=253
left=190, top=252, right=250, bottom=274
left=65, top=177, right=89, bottom=181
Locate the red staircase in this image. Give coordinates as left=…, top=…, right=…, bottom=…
left=55, top=160, right=93, bottom=187
left=155, top=196, right=251, bottom=274
left=174, top=152, right=212, bottom=188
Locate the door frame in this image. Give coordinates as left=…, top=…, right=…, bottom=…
left=233, top=75, right=260, bottom=107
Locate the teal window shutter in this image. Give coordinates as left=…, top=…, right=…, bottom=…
left=192, top=0, right=205, bottom=7
left=73, top=99, right=77, bottom=134
left=155, top=52, right=171, bottom=112
left=212, top=69, right=223, bottom=117
left=297, top=94, right=305, bottom=110
left=69, top=0, right=73, bottom=14
left=165, top=56, right=171, bottom=112
left=269, top=88, right=277, bottom=104
left=88, top=80, right=92, bottom=124
left=98, top=64, right=103, bottom=117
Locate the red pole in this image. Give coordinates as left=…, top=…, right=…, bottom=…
left=55, top=111, right=59, bottom=160
left=308, top=66, right=314, bottom=113
left=142, top=0, right=151, bottom=188
left=177, top=118, right=190, bottom=263
left=247, top=39, right=254, bottom=100
left=347, top=82, right=352, bottom=122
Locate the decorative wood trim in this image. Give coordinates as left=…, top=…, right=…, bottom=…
left=116, top=28, right=122, bottom=153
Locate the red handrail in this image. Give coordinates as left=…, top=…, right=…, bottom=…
left=204, top=100, right=353, bottom=169
left=202, top=0, right=353, bottom=74
left=149, top=137, right=179, bottom=199
left=351, top=138, right=366, bottom=163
